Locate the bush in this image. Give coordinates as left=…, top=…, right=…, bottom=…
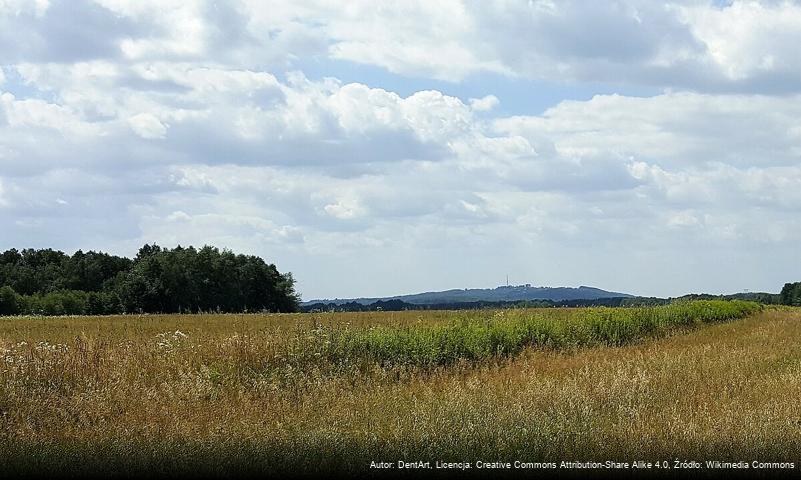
left=86, top=291, right=123, bottom=315
left=0, top=285, right=20, bottom=315
left=7, top=290, right=104, bottom=316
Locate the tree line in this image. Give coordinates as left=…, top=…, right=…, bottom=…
left=302, top=290, right=794, bottom=313
left=0, top=245, right=299, bottom=315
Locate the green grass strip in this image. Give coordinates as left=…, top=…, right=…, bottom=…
left=309, top=300, right=762, bottom=368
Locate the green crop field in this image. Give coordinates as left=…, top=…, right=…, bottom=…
left=1, top=301, right=799, bottom=476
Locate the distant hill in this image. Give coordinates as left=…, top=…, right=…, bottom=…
left=303, top=284, right=634, bottom=307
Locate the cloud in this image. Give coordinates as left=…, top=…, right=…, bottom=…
left=494, top=92, right=801, bottom=169
left=4, top=1, right=801, bottom=92
left=2, top=0, right=801, bottom=299
left=4, top=68, right=801, bottom=253
left=128, top=112, right=167, bottom=139
left=0, top=0, right=142, bottom=63
left=334, top=1, right=801, bottom=92
left=0, top=178, right=8, bottom=207
left=681, top=1, right=801, bottom=84
left=3, top=64, right=469, bottom=170
left=469, top=95, right=499, bottom=112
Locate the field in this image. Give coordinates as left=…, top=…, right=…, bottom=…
left=1, top=301, right=800, bottom=477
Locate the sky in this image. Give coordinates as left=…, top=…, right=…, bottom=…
left=1, top=0, right=801, bottom=300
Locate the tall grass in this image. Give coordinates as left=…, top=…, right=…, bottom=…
left=0, top=304, right=796, bottom=477
left=307, top=300, right=762, bottom=368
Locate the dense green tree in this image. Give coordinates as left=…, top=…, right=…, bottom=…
left=61, top=250, right=133, bottom=292
left=115, top=245, right=299, bottom=313
left=780, top=282, right=801, bottom=306
left=0, top=285, right=20, bottom=315
left=0, top=244, right=299, bottom=315
left=86, top=291, right=123, bottom=315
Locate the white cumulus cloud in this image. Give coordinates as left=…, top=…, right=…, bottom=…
left=128, top=112, right=167, bottom=139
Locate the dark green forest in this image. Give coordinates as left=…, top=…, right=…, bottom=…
left=0, top=245, right=299, bottom=315
left=781, top=282, right=801, bottom=306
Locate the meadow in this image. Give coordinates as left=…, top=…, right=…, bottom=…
left=1, top=301, right=799, bottom=477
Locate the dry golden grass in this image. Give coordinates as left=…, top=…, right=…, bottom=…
left=1, top=307, right=799, bottom=476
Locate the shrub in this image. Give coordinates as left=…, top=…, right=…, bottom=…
left=0, top=285, right=20, bottom=315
